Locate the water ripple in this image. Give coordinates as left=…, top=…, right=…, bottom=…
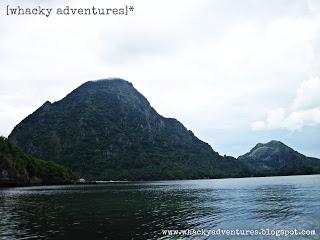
left=1, top=175, right=319, bottom=240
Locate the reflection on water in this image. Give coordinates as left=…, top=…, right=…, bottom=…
left=0, top=175, right=319, bottom=239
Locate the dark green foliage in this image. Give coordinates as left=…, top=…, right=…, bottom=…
left=9, top=79, right=317, bottom=181
left=8, top=79, right=250, bottom=180
left=238, top=140, right=320, bottom=177
left=0, top=136, right=76, bottom=186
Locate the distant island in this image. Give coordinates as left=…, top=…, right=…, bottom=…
left=238, top=140, right=320, bottom=176
left=1, top=78, right=319, bottom=186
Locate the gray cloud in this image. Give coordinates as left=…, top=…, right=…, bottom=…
left=0, top=0, right=320, bottom=157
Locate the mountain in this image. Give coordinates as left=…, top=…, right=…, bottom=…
left=238, top=140, right=320, bottom=176
left=0, top=137, right=75, bottom=187
left=8, top=79, right=250, bottom=180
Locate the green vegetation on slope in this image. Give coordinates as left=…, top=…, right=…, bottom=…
left=8, top=79, right=250, bottom=180
left=0, top=136, right=76, bottom=186
left=238, top=140, right=320, bottom=177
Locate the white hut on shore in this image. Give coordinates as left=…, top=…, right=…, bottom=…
left=78, top=178, right=85, bottom=183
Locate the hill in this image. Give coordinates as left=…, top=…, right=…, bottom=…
left=238, top=140, right=320, bottom=176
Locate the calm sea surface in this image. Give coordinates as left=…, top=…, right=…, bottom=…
left=0, top=175, right=319, bottom=240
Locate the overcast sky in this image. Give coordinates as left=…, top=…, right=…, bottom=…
left=1, top=0, right=319, bottom=157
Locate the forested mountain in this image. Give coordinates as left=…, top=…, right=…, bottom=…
left=8, top=79, right=249, bottom=180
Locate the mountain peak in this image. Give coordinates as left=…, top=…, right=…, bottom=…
left=245, top=140, right=294, bottom=158
left=265, top=140, right=285, bottom=146
left=60, top=78, right=148, bottom=112
left=74, top=78, right=138, bottom=98
left=81, top=78, right=133, bottom=88
left=252, top=140, right=287, bottom=151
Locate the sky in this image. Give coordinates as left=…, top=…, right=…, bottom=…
left=0, top=0, right=319, bottom=157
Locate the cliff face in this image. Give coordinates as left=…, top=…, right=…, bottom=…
left=0, top=137, right=75, bottom=187
left=8, top=79, right=249, bottom=180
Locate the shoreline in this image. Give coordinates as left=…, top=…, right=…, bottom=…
left=1, top=173, right=319, bottom=189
